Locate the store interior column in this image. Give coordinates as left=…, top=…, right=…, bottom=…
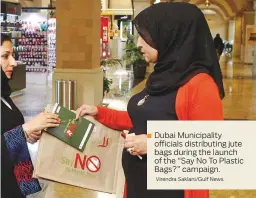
left=233, top=14, right=242, bottom=61
left=53, top=0, right=103, bottom=109
left=253, top=0, right=256, bottom=77
left=251, top=0, right=256, bottom=120
left=228, top=19, right=235, bottom=42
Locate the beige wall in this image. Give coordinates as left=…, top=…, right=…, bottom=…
left=134, top=1, right=151, bottom=17
left=240, top=12, right=255, bottom=62
left=133, top=0, right=151, bottom=36
left=109, top=0, right=132, bottom=9
left=233, top=16, right=242, bottom=58
left=4, top=0, right=18, bottom=2
left=242, top=12, right=255, bottom=45
left=204, top=14, right=228, bottom=40
left=208, top=21, right=229, bottom=40
left=255, top=11, right=256, bottom=24
left=228, top=20, right=235, bottom=42
left=4, top=0, right=46, bottom=8
left=101, top=0, right=108, bottom=9
left=40, top=0, right=50, bottom=7
left=19, top=0, right=47, bottom=7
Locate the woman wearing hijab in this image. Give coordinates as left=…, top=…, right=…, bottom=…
left=1, top=33, right=60, bottom=198
left=76, top=2, right=224, bottom=198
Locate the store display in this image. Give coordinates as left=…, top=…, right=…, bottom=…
left=1, top=5, right=57, bottom=76
left=1, top=13, right=22, bottom=32
left=17, top=25, right=48, bottom=72
left=1, top=2, right=22, bottom=59
left=18, top=13, right=48, bottom=72
left=47, top=18, right=56, bottom=71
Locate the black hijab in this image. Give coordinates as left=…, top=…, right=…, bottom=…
left=133, top=2, right=225, bottom=99
left=1, top=68, right=12, bottom=98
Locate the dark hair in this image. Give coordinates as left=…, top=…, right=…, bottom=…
left=1, top=33, right=12, bottom=45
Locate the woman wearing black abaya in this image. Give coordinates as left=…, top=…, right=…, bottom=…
left=1, top=33, right=60, bottom=198
left=214, top=34, right=224, bottom=60
left=76, top=3, right=225, bottom=198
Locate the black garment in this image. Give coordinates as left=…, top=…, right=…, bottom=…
left=1, top=66, right=12, bottom=98
left=133, top=2, right=225, bottom=99
left=1, top=69, right=25, bottom=198
left=123, top=88, right=184, bottom=198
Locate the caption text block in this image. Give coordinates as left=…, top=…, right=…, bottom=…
left=147, top=121, right=256, bottom=190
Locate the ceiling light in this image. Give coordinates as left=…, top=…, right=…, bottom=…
left=205, top=0, right=210, bottom=8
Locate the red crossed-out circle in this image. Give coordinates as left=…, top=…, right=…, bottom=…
left=86, top=155, right=101, bottom=173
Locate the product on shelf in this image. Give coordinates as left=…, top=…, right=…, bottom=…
left=17, top=15, right=48, bottom=72
left=2, top=5, right=57, bottom=74
left=47, top=18, right=56, bottom=71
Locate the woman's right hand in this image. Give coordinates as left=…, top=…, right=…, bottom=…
left=22, top=112, right=61, bottom=138
left=75, top=104, right=98, bottom=120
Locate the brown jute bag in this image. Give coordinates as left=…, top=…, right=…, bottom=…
left=33, top=105, right=125, bottom=195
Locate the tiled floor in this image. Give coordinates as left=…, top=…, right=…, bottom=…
left=221, top=61, right=256, bottom=120
left=12, top=57, right=256, bottom=198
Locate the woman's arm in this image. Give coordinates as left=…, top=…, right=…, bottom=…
left=176, top=73, right=223, bottom=120
left=3, top=125, right=28, bottom=158
left=95, top=106, right=133, bottom=130
left=188, top=77, right=223, bottom=120
left=2, top=125, right=41, bottom=196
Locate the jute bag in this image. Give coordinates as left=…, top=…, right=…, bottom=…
left=29, top=149, right=125, bottom=198
left=33, top=105, right=125, bottom=195
left=29, top=180, right=124, bottom=198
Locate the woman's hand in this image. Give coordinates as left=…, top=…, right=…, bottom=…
left=22, top=112, right=60, bottom=143
left=25, top=131, right=42, bottom=144
left=124, top=134, right=147, bottom=156
left=75, top=104, right=98, bottom=120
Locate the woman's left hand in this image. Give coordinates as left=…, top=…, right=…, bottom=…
left=124, top=134, right=147, bottom=156
left=25, top=131, right=41, bottom=144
